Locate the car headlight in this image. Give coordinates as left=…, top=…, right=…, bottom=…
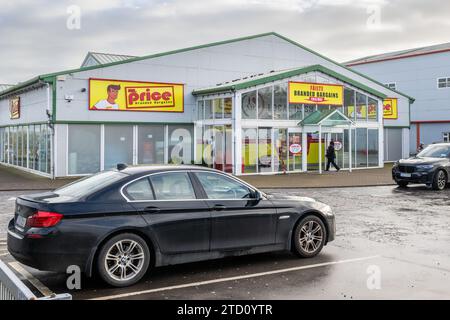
left=416, top=164, right=434, bottom=170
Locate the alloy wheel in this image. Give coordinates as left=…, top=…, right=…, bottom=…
left=437, top=171, right=447, bottom=190
left=299, top=220, right=324, bottom=254
left=104, top=239, right=146, bottom=282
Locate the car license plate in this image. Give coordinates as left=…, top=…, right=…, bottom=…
left=400, top=173, right=411, bottom=178
left=16, top=215, right=27, bottom=228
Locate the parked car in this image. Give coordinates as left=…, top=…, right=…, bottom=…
left=392, top=143, right=450, bottom=190
left=8, top=165, right=335, bottom=287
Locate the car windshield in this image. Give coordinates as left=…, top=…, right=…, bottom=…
left=54, top=170, right=128, bottom=198
left=417, top=145, right=450, bottom=158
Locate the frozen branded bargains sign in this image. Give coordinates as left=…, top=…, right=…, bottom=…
left=383, top=98, right=398, bottom=119
left=289, top=82, right=344, bottom=106
left=89, top=78, right=184, bottom=112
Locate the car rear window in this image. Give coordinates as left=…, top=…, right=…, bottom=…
left=54, top=171, right=128, bottom=199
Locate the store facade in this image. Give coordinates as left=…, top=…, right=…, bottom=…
left=0, top=32, right=413, bottom=178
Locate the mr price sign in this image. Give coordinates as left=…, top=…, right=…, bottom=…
left=383, top=98, right=398, bottom=119
left=289, top=82, right=344, bottom=106
left=89, top=78, right=184, bottom=112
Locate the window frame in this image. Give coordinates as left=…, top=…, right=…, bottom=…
left=385, top=82, right=396, bottom=91
left=123, top=176, right=155, bottom=201
left=437, top=77, right=450, bottom=89
left=120, top=170, right=261, bottom=202
left=194, top=170, right=255, bottom=200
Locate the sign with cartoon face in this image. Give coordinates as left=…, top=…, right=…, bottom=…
left=89, top=78, right=184, bottom=112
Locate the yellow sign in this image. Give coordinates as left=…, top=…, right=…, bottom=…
left=383, top=98, right=398, bottom=119
left=289, top=82, right=344, bottom=105
left=89, top=78, right=184, bottom=112
left=9, top=97, right=20, bottom=119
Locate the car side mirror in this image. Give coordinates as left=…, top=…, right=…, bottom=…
left=253, top=190, right=263, bottom=200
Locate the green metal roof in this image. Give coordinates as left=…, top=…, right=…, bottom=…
left=81, top=52, right=137, bottom=67
left=192, top=64, right=388, bottom=99
left=0, top=32, right=415, bottom=102
left=299, top=109, right=353, bottom=126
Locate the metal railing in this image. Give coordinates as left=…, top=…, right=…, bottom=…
left=0, top=259, right=71, bottom=300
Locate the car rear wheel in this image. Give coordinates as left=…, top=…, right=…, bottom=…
left=396, top=181, right=408, bottom=188
left=97, top=233, right=150, bottom=287
left=293, top=215, right=326, bottom=258
left=432, top=170, right=447, bottom=191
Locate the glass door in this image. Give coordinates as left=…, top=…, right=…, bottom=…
left=288, top=132, right=302, bottom=172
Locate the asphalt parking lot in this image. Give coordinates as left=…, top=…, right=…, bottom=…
left=1, top=185, right=449, bottom=300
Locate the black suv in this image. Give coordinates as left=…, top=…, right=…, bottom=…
left=392, top=143, right=450, bottom=190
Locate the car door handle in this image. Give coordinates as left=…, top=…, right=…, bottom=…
left=143, top=206, right=161, bottom=214
left=212, top=205, right=227, bottom=211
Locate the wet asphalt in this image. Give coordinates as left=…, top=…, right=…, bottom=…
left=0, top=185, right=449, bottom=300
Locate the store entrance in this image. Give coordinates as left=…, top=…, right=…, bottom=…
left=322, top=132, right=345, bottom=170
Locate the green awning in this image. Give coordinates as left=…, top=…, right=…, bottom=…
left=299, top=109, right=354, bottom=126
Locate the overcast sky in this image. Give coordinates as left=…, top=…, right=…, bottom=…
left=1, top=0, right=449, bottom=84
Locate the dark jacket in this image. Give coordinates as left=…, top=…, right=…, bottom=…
left=326, top=145, right=336, bottom=160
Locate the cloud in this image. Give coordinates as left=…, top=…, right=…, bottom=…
left=0, top=0, right=449, bottom=84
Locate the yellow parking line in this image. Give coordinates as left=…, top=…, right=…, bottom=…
left=91, top=255, right=380, bottom=300
left=8, top=261, right=54, bottom=297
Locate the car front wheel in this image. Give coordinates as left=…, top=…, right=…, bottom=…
left=293, top=215, right=326, bottom=258
left=97, top=233, right=150, bottom=287
left=432, top=169, right=447, bottom=191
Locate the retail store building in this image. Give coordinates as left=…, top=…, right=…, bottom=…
left=346, top=42, right=450, bottom=155
left=0, top=32, right=414, bottom=178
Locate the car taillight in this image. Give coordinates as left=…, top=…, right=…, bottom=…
left=26, top=211, right=63, bottom=228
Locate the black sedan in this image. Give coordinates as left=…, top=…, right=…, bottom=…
left=8, top=165, right=335, bottom=287
left=392, top=143, right=450, bottom=190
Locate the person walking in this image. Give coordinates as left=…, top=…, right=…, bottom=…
left=325, top=140, right=340, bottom=172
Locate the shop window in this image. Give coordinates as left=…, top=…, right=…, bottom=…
left=368, top=97, right=378, bottom=121
left=356, top=128, right=368, bottom=168
left=241, top=128, right=257, bottom=173
left=273, top=84, right=287, bottom=120
left=168, top=125, right=193, bottom=164
left=213, top=99, right=223, bottom=119
left=204, top=100, right=213, bottom=119
left=223, top=97, right=232, bottom=119
left=138, top=125, right=165, bottom=165
left=289, top=104, right=303, bottom=120
left=104, top=125, right=133, bottom=170
left=0, top=128, right=4, bottom=163
left=258, top=87, right=272, bottom=120
left=368, top=129, right=379, bottom=167
left=304, top=104, right=316, bottom=119
left=68, top=125, right=101, bottom=174
left=344, top=88, right=355, bottom=120
left=274, top=129, right=288, bottom=172
left=258, top=128, right=272, bottom=173
left=242, top=91, right=257, bottom=119
left=356, top=92, right=368, bottom=121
